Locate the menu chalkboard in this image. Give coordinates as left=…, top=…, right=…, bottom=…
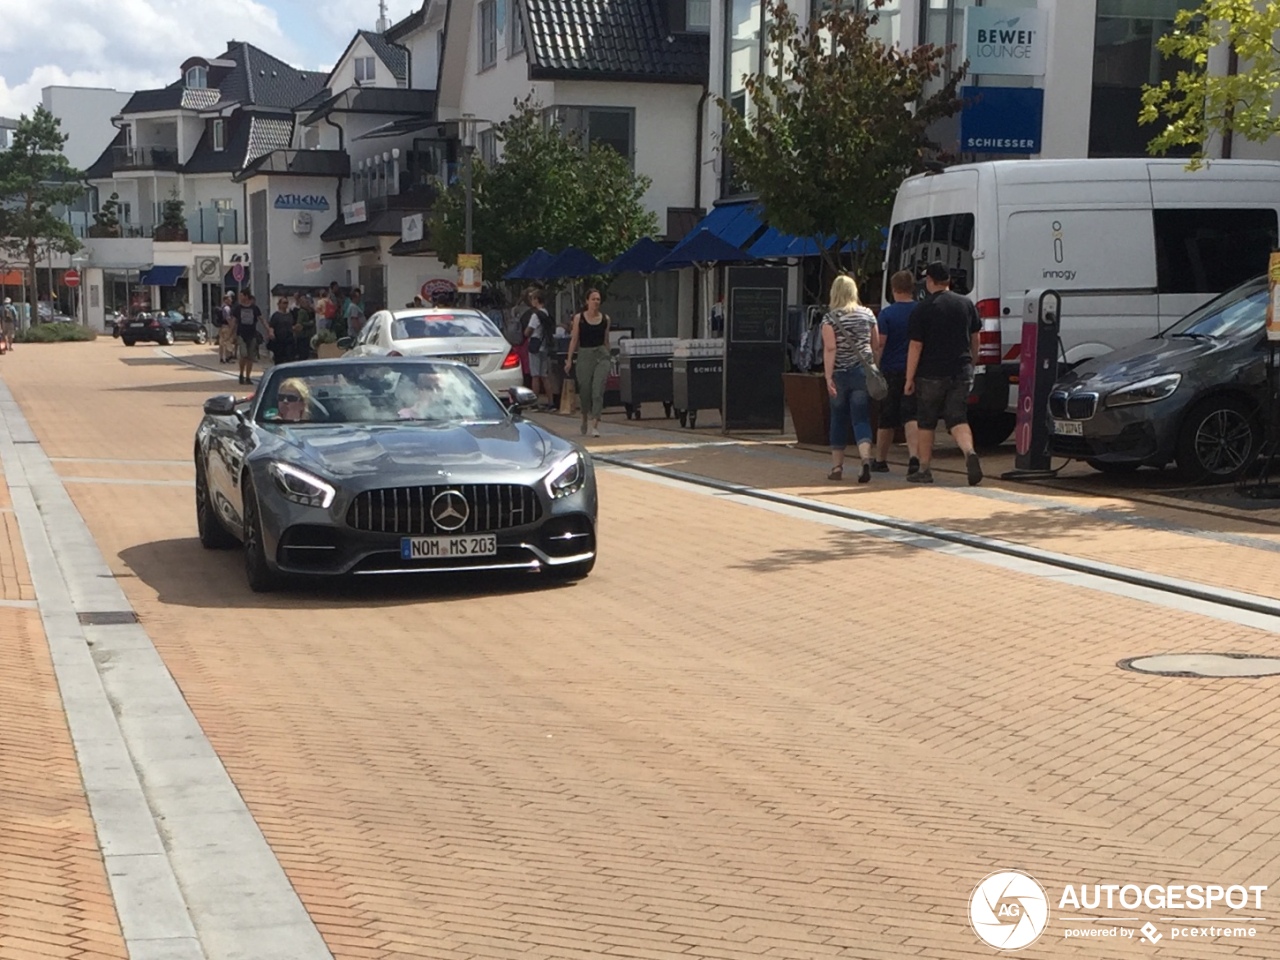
left=729, top=287, right=784, bottom=343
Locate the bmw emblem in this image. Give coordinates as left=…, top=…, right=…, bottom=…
left=429, top=489, right=469, bottom=532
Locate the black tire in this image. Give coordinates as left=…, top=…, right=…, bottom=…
left=242, top=476, right=282, bottom=592
left=195, top=328, right=209, bottom=345
left=195, top=455, right=237, bottom=549
left=968, top=412, right=1016, bottom=448
left=1087, top=459, right=1141, bottom=475
left=162, top=328, right=175, bottom=346
left=547, top=556, right=595, bottom=581
left=122, top=338, right=136, bottom=347
left=1175, top=396, right=1260, bottom=483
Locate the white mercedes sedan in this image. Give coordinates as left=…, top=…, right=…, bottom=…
left=342, top=308, right=524, bottom=397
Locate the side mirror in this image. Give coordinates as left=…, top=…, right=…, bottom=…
left=336, top=337, right=354, bottom=349
left=509, top=386, right=539, bottom=409
left=203, top=394, right=238, bottom=417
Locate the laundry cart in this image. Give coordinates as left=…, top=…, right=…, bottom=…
left=672, top=339, right=724, bottom=429
left=618, top=338, right=677, bottom=420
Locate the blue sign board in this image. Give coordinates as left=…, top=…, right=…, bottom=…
left=959, top=86, right=1044, bottom=155
left=274, top=193, right=330, bottom=211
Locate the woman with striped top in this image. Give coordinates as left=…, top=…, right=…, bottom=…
left=822, top=275, right=881, bottom=483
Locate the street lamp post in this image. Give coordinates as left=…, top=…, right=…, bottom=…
left=71, top=254, right=89, bottom=327
left=216, top=204, right=227, bottom=312
left=462, top=114, right=476, bottom=308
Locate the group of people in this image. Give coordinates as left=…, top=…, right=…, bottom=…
left=514, top=286, right=613, bottom=438
left=822, top=260, right=984, bottom=486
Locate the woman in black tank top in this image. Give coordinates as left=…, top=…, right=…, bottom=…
left=564, top=288, right=611, bottom=436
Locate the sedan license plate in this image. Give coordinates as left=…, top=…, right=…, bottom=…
left=443, top=354, right=481, bottom=366
left=400, top=534, right=497, bottom=559
left=130, top=322, right=147, bottom=328
left=1052, top=419, right=1083, bottom=437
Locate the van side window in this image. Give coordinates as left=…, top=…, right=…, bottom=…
left=1154, top=209, right=1277, bottom=295
left=885, top=213, right=976, bottom=298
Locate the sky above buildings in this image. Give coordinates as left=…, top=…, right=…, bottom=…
left=0, top=0, right=421, bottom=119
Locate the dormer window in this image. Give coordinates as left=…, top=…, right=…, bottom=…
left=212, top=119, right=225, bottom=152
left=354, top=56, right=376, bottom=83
left=686, top=0, right=710, bottom=31
left=186, top=65, right=208, bottom=88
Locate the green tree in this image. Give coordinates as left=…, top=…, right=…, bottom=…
left=718, top=0, right=964, bottom=283
left=428, top=98, right=659, bottom=281
left=0, top=105, right=82, bottom=318
left=1139, top=1, right=1280, bottom=168
left=157, top=188, right=187, bottom=239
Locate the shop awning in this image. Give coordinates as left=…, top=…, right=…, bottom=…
left=139, top=265, right=187, bottom=286
left=0, top=270, right=24, bottom=286
left=691, top=201, right=766, bottom=249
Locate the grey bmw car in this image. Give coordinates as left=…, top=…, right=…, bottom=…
left=195, top=358, right=597, bottom=591
left=1048, top=275, right=1271, bottom=481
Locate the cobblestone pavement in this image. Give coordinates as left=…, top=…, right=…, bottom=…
left=4, top=340, right=1280, bottom=959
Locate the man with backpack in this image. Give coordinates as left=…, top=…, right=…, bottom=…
left=1, top=298, right=17, bottom=353
left=521, top=289, right=554, bottom=409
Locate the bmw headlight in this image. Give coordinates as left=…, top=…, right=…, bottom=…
left=1105, top=374, right=1181, bottom=408
left=268, top=462, right=336, bottom=508
left=544, top=451, right=586, bottom=499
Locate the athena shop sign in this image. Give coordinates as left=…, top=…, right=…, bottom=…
left=964, top=6, right=1048, bottom=76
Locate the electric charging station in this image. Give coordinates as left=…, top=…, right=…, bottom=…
left=1002, top=289, right=1061, bottom=480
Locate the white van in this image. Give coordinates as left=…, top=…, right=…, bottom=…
left=884, top=159, right=1280, bottom=445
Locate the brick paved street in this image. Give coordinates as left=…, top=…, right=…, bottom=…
left=4, top=340, right=1280, bottom=958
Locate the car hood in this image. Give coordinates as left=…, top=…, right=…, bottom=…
left=1056, top=335, right=1243, bottom=390
left=259, top=419, right=564, bottom=479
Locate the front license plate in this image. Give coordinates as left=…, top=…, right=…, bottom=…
left=400, top=534, right=497, bottom=559
left=1052, top=419, right=1083, bottom=436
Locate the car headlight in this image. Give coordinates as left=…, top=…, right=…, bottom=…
left=544, top=451, right=586, bottom=499
left=268, top=462, right=336, bottom=508
left=1105, top=374, right=1182, bottom=408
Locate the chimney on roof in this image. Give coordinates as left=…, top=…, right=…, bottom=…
left=375, top=0, right=390, bottom=33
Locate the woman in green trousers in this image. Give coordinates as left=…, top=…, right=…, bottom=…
left=563, top=289, right=612, bottom=437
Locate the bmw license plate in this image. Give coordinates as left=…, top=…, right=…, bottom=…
left=1052, top=419, right=1083, bottom=437
left=400, top=534, right=497, bottom=559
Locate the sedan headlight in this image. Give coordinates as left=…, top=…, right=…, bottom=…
left=268, top=462, right=336, bottom=509
left=544, top=451, right=586, bottom=499
left=1105, top=374, right=1181, bottom=408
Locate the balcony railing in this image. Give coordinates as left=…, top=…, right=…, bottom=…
left=187, top=207, right=242, bottom=245
left=112, top=146, right=181, bottom=171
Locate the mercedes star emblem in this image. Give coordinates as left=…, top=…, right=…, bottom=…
left=429, top=490, right=470, bottom=532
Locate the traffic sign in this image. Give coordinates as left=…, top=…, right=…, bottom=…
left=232, top=262, right=245, bottom=283
left=64, top=269, right=80, bottom=287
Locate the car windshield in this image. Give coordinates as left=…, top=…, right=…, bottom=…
left=391, top=313, right=500, bottom=340
left=1162, top=277, right=1268, bottom=339
left=257, top=360, right=508, bottom=425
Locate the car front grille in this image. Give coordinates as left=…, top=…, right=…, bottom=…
left=346, top=484, right=542, bottom=535
left=1049, top=391, right=1097, bottom=420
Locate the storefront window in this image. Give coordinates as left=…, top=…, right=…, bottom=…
left=816, top=0, right=902, bottom=47
left=921, top=0, right=977, bottom=74
left=1090, top=0, right=1198, bottom=157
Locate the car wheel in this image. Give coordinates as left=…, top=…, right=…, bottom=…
left=195, top=455, right=237, bottom=549
left=1087, top=459, right=1141, bottom=475
left=162, top=329, right=175, bottom=346
left=1175, top=396, right=1260, bottom=483
left=242, top=476, right=282, bottom=592
left=122, top=338, right=136, bottom=347
left=195, top=328, right=209, bottom=345
left=968, top=412, right=1016, bottom=448
left=547, top=556, right=595, bottom=581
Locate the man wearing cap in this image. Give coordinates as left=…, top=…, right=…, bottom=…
left=903, top=261, right=983, bottom=486
left=1, top=298, right=17, bottom=353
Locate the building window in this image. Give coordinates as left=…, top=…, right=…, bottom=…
left=686, top=0, right=711, bottom=31
left=478, top=129, right=497, bottom=165
left=1154, top=209, right=1277, bottom=295
left=354, top=56, right=377, bottom=83
left=185, top=65, right=207, bottom=89
left=479, top=0, right=498, bottom=70
left=212, top=119, right=225, bottom=152
left=551, top=106, right=635, bottom=166
left=1090, top=0, right=1199, bottom=157
left=509, top=1, right=526, bottom=55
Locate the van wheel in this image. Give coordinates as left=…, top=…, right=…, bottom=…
left=968, top=412, right=1016, bottom=448
left=1175, top=397, right=1259, bottom=483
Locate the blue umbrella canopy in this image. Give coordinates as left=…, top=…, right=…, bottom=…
left=605, top=237, right=671, bottom=275
left=503, top=247, right=556, bottom=281
left=541, top=246, right=604, bottom=280
left=656, top=229, right=755, bottom=269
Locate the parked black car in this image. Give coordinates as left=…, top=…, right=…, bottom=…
left=121, top=310, right=209, bottom=346
left=1048, top=275, right=1272, bottom=482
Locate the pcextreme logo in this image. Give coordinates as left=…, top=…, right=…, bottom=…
left=970, top=871, right=1049, bottom=950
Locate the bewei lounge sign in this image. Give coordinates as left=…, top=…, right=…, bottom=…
left=964, top=6, right=1048, bottom=77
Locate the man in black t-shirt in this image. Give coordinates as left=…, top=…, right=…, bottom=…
left=904, top=261, right=983, bottom=486
left=235, top=291, right=270, bottom=386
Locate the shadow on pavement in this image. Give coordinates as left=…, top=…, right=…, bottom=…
left=118, top=537, right=576, bottom=610
left=111, top=379, right=237, bottom=394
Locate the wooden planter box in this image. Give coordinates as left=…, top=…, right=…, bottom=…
left=783, top=372, right=831, bottom=446
left=153, top=226, right=189, bottom=242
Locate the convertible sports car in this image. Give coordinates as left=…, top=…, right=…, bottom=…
left=194, top=358, right=597, bottom=591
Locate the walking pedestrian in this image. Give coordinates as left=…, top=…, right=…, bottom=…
left=217, top=293, right=236, bottom=363
left=235, top=291, right=271, bottom=386
left=344, top=287, right=366, bottom=338
left=872, top=269, right=921, bottom=474
left=268, top=297, right=296, bottom=366
left=903, top=261, right=983, bottom=486
left=1, top=297, right=17, bottom=353
left=521, top=289, right=553, bottom=408
left=822, top=275, right=881, bottom=483
left=563, top=288, right=611, bottom=437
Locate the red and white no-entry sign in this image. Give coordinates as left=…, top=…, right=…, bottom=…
left=64, top=269, right=80, bottom=287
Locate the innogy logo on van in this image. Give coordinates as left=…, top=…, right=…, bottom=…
left=1042, top=220, right=1076, bottom=281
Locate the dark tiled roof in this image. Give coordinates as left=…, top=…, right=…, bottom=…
left=120, top=83, right=184, bottom=113
left=385, top=4, right=426, bottom=42
left=296, top=86, right=333, bottom=112
left=85, top=128, right=127, bottom=180
left=358, top=30, right=410, bottom=82
left=524, top=0, right=709, bottom=84
left=236, top=149, right=350, bottom=181
left=245, top=116, right=294, bottom=165
left=183, top=113, right=253, bottom=174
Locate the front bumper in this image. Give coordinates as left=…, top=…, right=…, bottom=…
left=1046, top=401, right=1179, bottom=466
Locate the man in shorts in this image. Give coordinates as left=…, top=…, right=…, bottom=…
left=235, top=290, right=270, bottom=386
left=903, top=261, right=983, bottom=486
left=1, top=298, right=16, bottom=353
left=872, top=270, right=920, bottom=474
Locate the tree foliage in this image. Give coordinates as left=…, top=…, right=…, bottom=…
left=1140, top=0, right=1280, bottom=168
left=0, top=105, right=82, bottom=305
left=428, top=98, right=659, bottom=282
left=718, top=0, right=964, bottom=283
